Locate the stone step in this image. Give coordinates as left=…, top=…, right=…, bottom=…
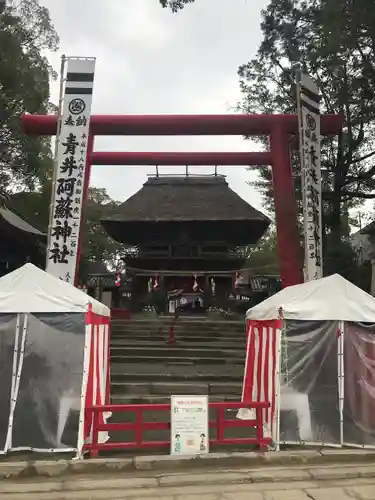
left=111, top=374, right=243, bottom=384
left=110, top=361, right=244, bottom=375
left=110, top=393, right=241, bottom=405
left=110, top=335, right=246, bottom=345
left=111, top=362, right=245, bottom=383
left=111, top=328, right=245, bottom=335
left=110, top=339, right=245, bottom=349
left=111, top=334, right=245, bottom=343
left=111, top=329, right=245, bottom=336
left=108, top=318, right=248, bottom=453
left=111, top=322, right=245, bottom=332
left=111, top=381, right=242, bottom=395
left=110, top=346, right=245, bottom=358
left=111, top=319, right=245, bottom=326
left=111, top=321, right=245, bottom=329
left=110, top=330, right=245, bottom=340
left=110, top=355, right=245, bottom=365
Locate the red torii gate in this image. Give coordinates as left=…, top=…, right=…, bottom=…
left=21, top=113, right=342, bottom=288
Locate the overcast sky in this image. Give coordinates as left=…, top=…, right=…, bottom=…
left=43, top=0, right=270, bottom=212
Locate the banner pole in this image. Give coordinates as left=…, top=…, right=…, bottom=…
left=46, top=54, right=66, bottom=269
left=294, top=63, right=307, bottom=281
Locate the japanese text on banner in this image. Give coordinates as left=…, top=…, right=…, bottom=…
left=47, top=58, right=95, bottom=283
left=299, top=75, right=323, bottom=281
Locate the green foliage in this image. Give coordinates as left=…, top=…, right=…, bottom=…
left=159, top=0, right=196, bottom=12
left=8, top=185, right=124, bottom=279
left=246, top=227, right=279, bottom=274
left=320, top=0, right=375, bottom=62
left=81, top=187, right=123, bottom=269
left=324, top=239, right=358, bottom=277
left=159, top=0, right=375, bottom=281
left=0, top=0, right=58, bottom=193
left=237, top=0, right=375, bottom=246
left=323, top=237, right=371, bottom=291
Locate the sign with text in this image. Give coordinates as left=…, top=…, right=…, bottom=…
left=171, top=396, right=209, bottom=456
left=298, top=73, right=323, bottom=281
left=46, top=58, right=95, bottom=283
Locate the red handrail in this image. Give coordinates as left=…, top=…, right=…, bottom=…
left=84, top=401, right=271, bottom=457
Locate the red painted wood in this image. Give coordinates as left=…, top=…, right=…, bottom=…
left=21, top=113, right=342, bottom=136
left=83, top=401, right=271, bottom=457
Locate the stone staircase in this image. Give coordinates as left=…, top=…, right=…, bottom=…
left=110, top=317, right=246, bottom=403
left=107, top=317, right=249, bottom=450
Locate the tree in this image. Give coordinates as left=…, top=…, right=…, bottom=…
left=159, top=0, right=196, bottom=12
left=237, top=0, right=375, bottom=251
left=247, top=228, right=279, bottom=274
left=237, top=227, right=280, bottom=274
left=80, top=187, right=124, bottom=272
left=159, top=0, right=375, bottom=244
left=0, top=0, right=59, bottom=193
left=8, top=185, right=124, bottom=279
left=320, top=0, right=375, bottom=71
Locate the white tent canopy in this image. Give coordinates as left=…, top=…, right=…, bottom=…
left=246, top=273, right=375, bottom=322
left=0, top=263, right=110, bottom=455
left=0, top=263, right=109, bottom=316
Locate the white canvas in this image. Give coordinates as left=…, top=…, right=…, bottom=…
left=0, top=263, right=109, bottom=316
left=246, top=273, right=375, bottom=322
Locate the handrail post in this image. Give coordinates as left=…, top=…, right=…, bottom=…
left=91, top=407, right=99, bottom=458
left=217, top=405, right=225, bottom=443
left=135, top=407, right=143, bottom=445
left=255, top=406, right=265, bottom=451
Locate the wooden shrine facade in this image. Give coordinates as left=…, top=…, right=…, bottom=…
left=85, top=174, right=276, bottom=315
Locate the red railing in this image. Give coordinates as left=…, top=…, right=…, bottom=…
left=84, top=401, right=271, bottom=457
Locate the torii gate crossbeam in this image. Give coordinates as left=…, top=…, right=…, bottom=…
left=21, top=113, right=343, bottom=288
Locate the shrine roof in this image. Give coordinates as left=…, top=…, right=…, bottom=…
left=0, top=201, right=46, bottom=269
left=359, top=220, right=375, bottom=236
left=0, top=207, right=45, bottom=236
left=102, top=175, right=269, bottom=224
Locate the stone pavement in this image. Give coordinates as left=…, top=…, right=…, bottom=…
left=1, top=464, right=375, bottom=499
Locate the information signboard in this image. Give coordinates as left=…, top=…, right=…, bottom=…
left=171, top=395, right=209, bottom=456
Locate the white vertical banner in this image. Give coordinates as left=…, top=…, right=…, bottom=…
left=46, top=58, right=96, bottom=283
left=298, top=73, right=323, bottom=281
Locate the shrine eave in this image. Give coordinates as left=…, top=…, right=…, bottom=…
left=0, top=207, right=46, bottom=238
left=103, top=220, right=269, bottom=247
left=123, top=256, right=246, bottom=271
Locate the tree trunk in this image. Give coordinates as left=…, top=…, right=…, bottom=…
left=330, top=195, right=342, bottom=245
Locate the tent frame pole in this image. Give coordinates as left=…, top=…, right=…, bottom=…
left=2, top=314, right=20, bottom=453
left=9, top=314, right=20, bottom=417
left=274, top=321, right=283, bottom=451
left=76, top=320, right=93, bottom=458
left=338, top=320, right=345, bottom=446
left=5, top=314, right=28, bottom=452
